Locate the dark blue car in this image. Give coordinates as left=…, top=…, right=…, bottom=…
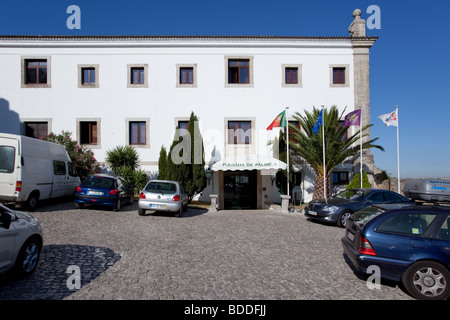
left=74, top=174, right=134, bottom=211
left=342, top=204, right=450, bottom=300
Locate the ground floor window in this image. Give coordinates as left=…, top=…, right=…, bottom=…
left=24, top=121, right=48, bottom=139
left=332, top=171, right=349, bottom=185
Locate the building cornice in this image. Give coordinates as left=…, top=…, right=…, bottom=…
left=0, top=34, right=378, bottom=49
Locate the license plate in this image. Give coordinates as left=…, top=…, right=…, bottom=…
left=150, top=204, right=166, bottom=209
left=347, top=230, right=355, bottom=242
left=88, top=191, right=103, bottom=196
left=308, top=210, right=317, bottom=216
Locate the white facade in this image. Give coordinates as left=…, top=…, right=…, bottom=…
left=0, top=32, right=376, bottom=208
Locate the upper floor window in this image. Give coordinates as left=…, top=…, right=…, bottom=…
left=330, top=64, right=349, bottom=87
left=78, top=64, right=99, bottom=88
left=127, top=64, right=148, bottom=88
left=131, top=67, right=145, bottom=85
left=180, top=67, right=193, bottom=84
left=333, top=67, right=345, bottom=84
left=26, top=60, right=47, bottom=84
left=176, top=64, right=197, bottom=88
left=22, top=57, right=51, bottom=88
left=285, top=67, right=298, bottom=84
left=228, top=59, right=249, bottom=84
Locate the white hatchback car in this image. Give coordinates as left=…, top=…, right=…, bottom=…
left=138, top=180, right=188, bottom=217
left=0, top=203, right=43, bottom=277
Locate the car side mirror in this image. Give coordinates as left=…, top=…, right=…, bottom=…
left=1, top=211, right=14, bottom=229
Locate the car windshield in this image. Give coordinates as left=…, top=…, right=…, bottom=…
left=145, top=181, right=177, bottom=194
left=335, top=189, right=367, bottom=201
left=351, top=206, right=387, bottom=227
left=81, top=176, right=115, bottom=188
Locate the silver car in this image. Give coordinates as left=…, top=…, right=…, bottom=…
left=138, top=180, right=188, bottom=217
left=0, top=203, right=43, bottom=277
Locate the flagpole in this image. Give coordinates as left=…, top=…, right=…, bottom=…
left=321, top=106, right=327, bottom=203
left=396, top=106, right=400, bottom=193
left=360, top=108, right=363, bottom=189
left=285, top=107, right=290, bottom=200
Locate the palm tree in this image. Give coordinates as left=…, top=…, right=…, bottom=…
left=289, top=106, right=384, bottom=200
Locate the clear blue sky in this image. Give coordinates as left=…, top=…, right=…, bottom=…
left=1, top=0, right=449, bottom=179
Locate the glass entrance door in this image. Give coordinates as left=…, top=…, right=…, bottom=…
left=224, top=170, right=257, bottom=209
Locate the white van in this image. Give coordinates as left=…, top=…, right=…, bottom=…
left=0, top=133, right=80, bottom=210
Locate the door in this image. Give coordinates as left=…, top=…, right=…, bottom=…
left=51, top=160, right=67, bottom=198
left=224, top=170, right=257, bottom=209
left=0, top=209, right=16, bottom=272
left=0, top=141, right=19, bottom=199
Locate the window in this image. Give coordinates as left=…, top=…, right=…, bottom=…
left=333, top=68, right=345, bottom=84
left=53, top=161, right=66, bottom=175
left=366, top=191, right=384, bottom=204
left=25, top=122, right=48, bottom=139
left=180, top=67, right=193, bottom=84
left=78, top=65, right=99, bottom=88
left=329, top=64, right=349, bottom=87
left=288, top=120, right=301, bottom=143
left=0, top=146, right=15, bottom=173
left=228, top=60, right=249, bottom=84
left=228, top=121, right=251, bottom=144
left=285, top=68, right=298, bottom=84
left=68, top=162, right=78, bottom=177
left=131, top=67, right=145, bottom=85
left=383, top=192, right=404, bottom=203
left=22, top=57, right=51, bottom=87
left=436, top=216, right=450, bottom=240
left=25, top=60, right=47, bottom=84
left=332, top=172, right=349, bottom=185
left=378, top=213, right=437, bottom=236
left=225, top=57, right=253, bottom=86
left=127, top=64, right=148, bottom=88
left=129, top=121, right=146, bottom=145
left=79, top=121, right=98, bottom=145
left=126, top=118, right=149, bottom=148
left=82, top=68, right=95, bottom=85
left=176, top=64, right=197, bottom=88
left=282, top=64, right=302, bottom=87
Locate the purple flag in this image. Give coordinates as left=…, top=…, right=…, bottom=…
left=343, top=109, right=361, bottom=127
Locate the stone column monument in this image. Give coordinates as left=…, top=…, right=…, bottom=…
left=349, top=9, right=381, bottom=186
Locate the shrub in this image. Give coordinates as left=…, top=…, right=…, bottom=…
left=346, top=170, right=371, bottom=189
left=44, top=131, right=100, bottom=180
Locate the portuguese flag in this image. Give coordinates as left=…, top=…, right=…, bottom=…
left=266, top=110, right=286, bottom=130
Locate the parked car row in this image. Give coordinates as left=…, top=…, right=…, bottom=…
left=304, top=188, right=450, bottom=300
left=73, top=174, right=188, bottom=217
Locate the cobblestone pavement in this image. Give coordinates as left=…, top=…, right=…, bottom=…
left=0, top=200, right=413, bottom=300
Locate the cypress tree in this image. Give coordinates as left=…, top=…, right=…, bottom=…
left=158, top=145, right=168, bottom=180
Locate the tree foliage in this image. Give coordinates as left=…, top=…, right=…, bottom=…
left=346, top=170, right=371, bottom=189
left=164, top=111, right=206, bottom=201
left=44, top=131, right=100, bottom=180
left=288, top=106, right=384, bottom=199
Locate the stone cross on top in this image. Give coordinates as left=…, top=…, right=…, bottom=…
left=348, top=9, right=366, bottom=37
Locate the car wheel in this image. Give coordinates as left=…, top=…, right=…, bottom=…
left=175, top=206, right=182, bottom=217
left=138, top=208, right=146, bottom=216
left=402, top=261, right=450, bottom=300
left=113, top=199, right=121, bottom=212
left=26, top=193, right=39, bottom=211
left=14, top=237, right=41, bottom=277
left=337, top=211, right=352, bottom=228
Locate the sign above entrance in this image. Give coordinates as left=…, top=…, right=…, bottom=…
left=211, top=154, right=287, bottom=172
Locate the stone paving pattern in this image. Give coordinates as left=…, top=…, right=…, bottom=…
left=0, top=201, right=412, bottom=300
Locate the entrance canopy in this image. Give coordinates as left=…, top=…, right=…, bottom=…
left=211, top=154, right=286, bottom=173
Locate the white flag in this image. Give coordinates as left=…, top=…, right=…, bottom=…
left=378, top=109, right=398, bottom=127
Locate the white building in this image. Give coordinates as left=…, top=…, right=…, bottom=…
left=0, top=10, right=377, bottom=209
